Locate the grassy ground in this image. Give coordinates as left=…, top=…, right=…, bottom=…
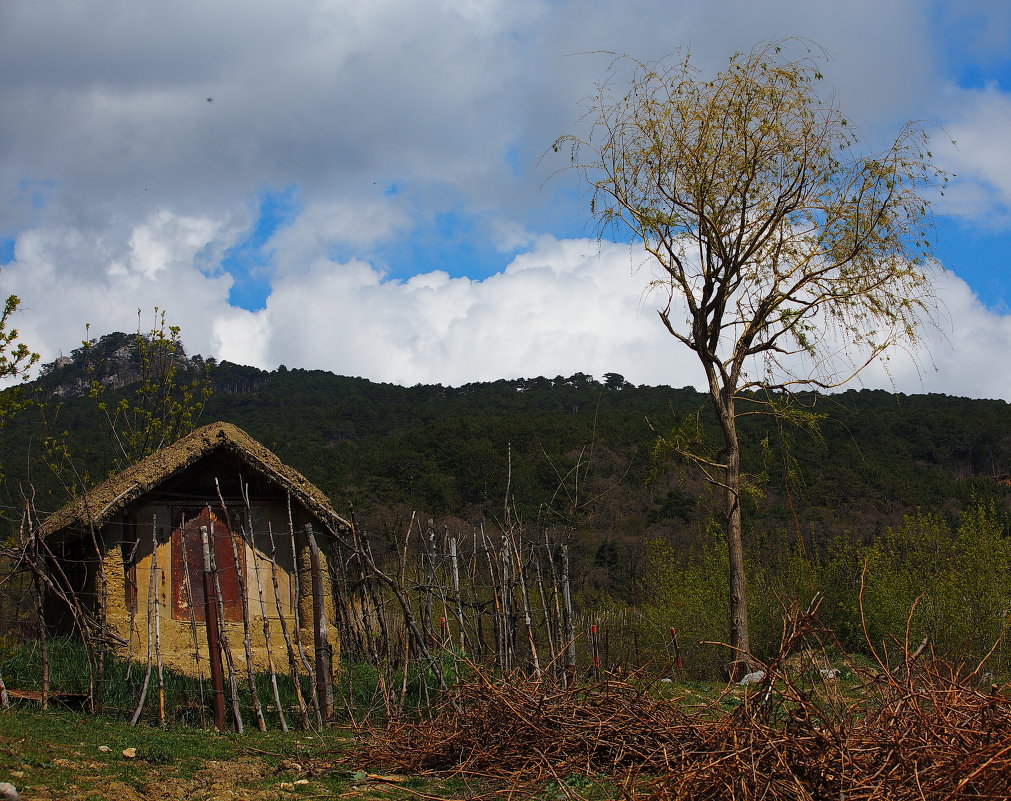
left=0, top=705, right=471, bottom=801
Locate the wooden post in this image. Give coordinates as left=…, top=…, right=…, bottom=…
left=267, top=522, right=310, bottom=730
left=423, top=520, right=436, bottom=641
left=289, top=501, right=322, bottom=728
left=218, top=478, right=267, bottom=731
left=535, top=554, right=557, bottom=676
left=152, top=519, right=165, bottom=726
left=470, top=526, right=487, bottom=662
left=39, top=593, right=49, bottom=711
left=176, top=515, right=207, bottom=728
left=130, top=516, right=158, bottom=726
left=307, top=525, right=334, bottom=722
left=508, top=523, right=541, bottom=677
left=208, top=515, right=244, bottom=734
left=249, top=513, right=288, bottom=732
left=561, top=545, right=576, bottom=686
left=201, top=524, right=227, bottom=732
left=84, top=518, right=106, bottom=714
left=448, top=537, right=466, bottom=651
left=27, top=524, right=50, bottom=711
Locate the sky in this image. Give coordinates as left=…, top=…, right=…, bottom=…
left=2, top=0, right=1011, bottom=399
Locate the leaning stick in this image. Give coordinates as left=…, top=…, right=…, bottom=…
left=33, top=527, right=50, bottom=711
left=124, top=533, right=140, bottom=679
left=216, top=478, right=266, bottom=732
left=208, top=511, right=244, bottom=734
left=130, top=515, right=158, bottom=725
left=201, top=524, right=227, bottom=731
left=242, top=480, right=288, bottom=732
left=84, top=517, right=106, bottom=713
left=152, top=516, right=166, bottom=726
left=288, top=495, right=322, bottom=728
left=535, top=555, right=556, bottom=669
left=176, top=514, right=208, bottom=728
left=306, top=525, right=334, bottom=721
left=507, top=519, right=541, bottom=677
left=267, top=521, right=310, bottom=729
left=449, top=537, right=466, bottom=651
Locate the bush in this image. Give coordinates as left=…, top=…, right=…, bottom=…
left=640, top=501, right=1011, bottom=679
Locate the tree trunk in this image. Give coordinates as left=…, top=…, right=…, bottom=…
left=720, top=404, right=751, bottom=680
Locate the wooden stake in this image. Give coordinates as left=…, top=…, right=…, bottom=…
left=176, top=514, right=208, bottom=728
left=244, top=483, right=288, bottom=732
left=507, top=520, right=541, bottom=677
left=217, top=478, right=266, bottom=732
left=152, top=516, right=166, bottom=726
left=130, top=516, right=157, bottom=726
left=448, top=537, right=466, bottom=651
left=208, top=513, right=244, bottom=734
left=201, top=524, right=227, bottom=732
left=561, top=544, right=576, bottom=686
left=535, top=553, right=557, bottom=673
left=307, top=524, right=334, bottom=722
left=287, top=498, right=322, bottom=729
left=34, top=533, right=49, bottom=711
left=124, top=532, right=140, bottom=679
left=267, top=521, right=310, bottom=730
left=84, top=518, right=106, bottom=714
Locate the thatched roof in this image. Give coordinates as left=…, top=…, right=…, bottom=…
left=39, top=421, right=350, bottom=541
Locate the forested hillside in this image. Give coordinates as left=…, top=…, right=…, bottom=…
left=3, top=333, right=1011, bottom=606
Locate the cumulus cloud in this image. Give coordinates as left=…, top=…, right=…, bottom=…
left=2, top=211, right=235, bottom=361
left=935, top=85, right=1011, bottom=227
left=858, top=269, right=1011, bottom=401
left=213, top=238, right=704, bottom=387
left=2, top=0, right=1010, bottom=401
left=6, top=219, right=1011, bottom=400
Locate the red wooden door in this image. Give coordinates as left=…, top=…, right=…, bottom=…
left=171, top=508, right=244, bottom=622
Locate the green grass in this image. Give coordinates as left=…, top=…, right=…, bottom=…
left=0, top=705, right=343, bottom=798
left=0, top=636, right=401, bottom=728
left=0, top=704, right=487, bottom=800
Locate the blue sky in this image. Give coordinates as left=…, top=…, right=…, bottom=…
left=221, top=186, right=300, bottom=310
left=2, top=0, right=1011, bottom=398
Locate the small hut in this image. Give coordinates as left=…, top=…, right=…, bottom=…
left=38, top=421, right=348, bottom=678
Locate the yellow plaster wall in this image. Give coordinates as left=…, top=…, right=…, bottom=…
left=99, top=505, right=338, bottom=678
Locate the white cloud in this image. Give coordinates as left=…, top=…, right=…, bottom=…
left=2, top=211, right=234, bottom=362
left=935, top=84, right=1011, bottom=226
left=6, top=222, right=1011, bottom=401
left=3, top=0, right=1011, bottom=401
left=858, top=269, right=1011, bottom=401
left=206, top=235, right=1011, bottom=404
left=187, top=237, right=706, bottom=387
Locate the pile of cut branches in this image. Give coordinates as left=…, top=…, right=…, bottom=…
left=354, top=606, right=1011, bottom=800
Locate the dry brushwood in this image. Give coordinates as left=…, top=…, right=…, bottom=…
left=354, top=604, right=1011, bottom=800
left=358, top=671, right=692, bottom=780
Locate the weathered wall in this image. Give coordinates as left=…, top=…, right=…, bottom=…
left=96, top=503, right=337, bottom=677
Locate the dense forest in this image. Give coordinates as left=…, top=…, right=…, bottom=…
left=3, top=332, right=1011, bottom=671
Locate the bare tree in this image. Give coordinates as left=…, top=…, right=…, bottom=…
left=555, top=40, right=944, bottom=677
